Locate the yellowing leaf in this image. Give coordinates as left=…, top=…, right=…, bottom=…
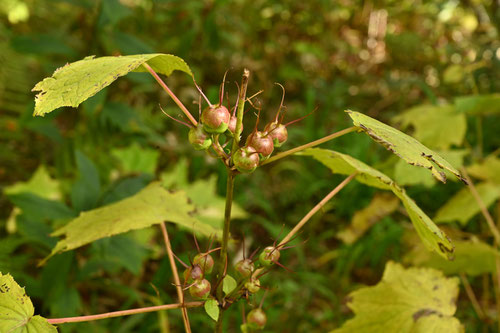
left=32, top=53, right=192, bottom=116
left=346, top=110, right=466, bottom=184
left=4, top=165, right=60, bottom=200
left=467, top=154, right=500, bottom=184
left=337, top=193, right=399, bottom=244
left=47, top=182, right=220, bottom=261
left=434, top=182, right=500, bottom=225
left=301, top=148, right=454, bottom=260
left=331, top=262, right=463, bottom=333
left=0, top=272, right=57, bottom=333
left=392, top=105, right=466, bottom=150
left=406, top=237, right=500, bottom=276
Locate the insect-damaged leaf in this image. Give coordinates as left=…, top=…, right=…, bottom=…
left=32, top=53, right=192, bottom=116
left=331, top=262, right=463, bottom=333
left=346, top=110, right=466, bottom=184
left=300, top=148, right=454, bottom=260
left=0, top=272, right=57, bottom=333
left=45, top=182, right=220, bottom=262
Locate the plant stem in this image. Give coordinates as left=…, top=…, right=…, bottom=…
left=231, top=69, right=250, bottom=155
left=260, top=126, right=357, bottom=166
left=46, top=302, right=204, bottom=325
left=278, top=173, right=356, bottom=246
left=143, top=63, right=198, bottom=127
left=459, top=273, right=486, bottom=320
left=160, top=222, right=191, bottom=333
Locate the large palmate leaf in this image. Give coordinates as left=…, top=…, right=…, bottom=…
left=392, top=105, right=466, bottom=150
left=434, top=182, right=500, bottom=225
left=0, top=272, right=57, bottom=333
left=331, top=262, right=463, bottom=333
left=346, top=110, right=466, bottom=184
left=32, top=53, right=192, bottom=116
left=46, top=182, right=220, bottom=261
left=300, top=148, right=454, bottom=259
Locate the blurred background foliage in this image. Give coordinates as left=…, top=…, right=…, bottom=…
left=0, top=0, right=499, bottom=332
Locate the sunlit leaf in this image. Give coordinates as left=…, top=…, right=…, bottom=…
left=4, top=165, right=60, bottom=200
left=337, top=193, right=399, bottom=244
left=434, top=182, right=500, bottom=225
left=392, top=105, right=466, bottom=150
left=204, top=299, right=219, bottom=321
left=346, top=110, right=466, bottom=184
left=222, top=274, right=237, bottom=295
left=32, top=53, right=192, bottom=116
left=406, top=237, right=500, bottom=276
left=0, top=272, right=57, bottom=332
left=301, top=148, right=454, bottom=259
left=112, top=143, right=160, bottom=175
left=467, top=154, right=500, bottom=184
left=46, top=182, right=220, bottom=262
left=331, top=262, right=463, bottom=333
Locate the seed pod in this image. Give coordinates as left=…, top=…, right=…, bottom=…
left=244, top=278, right=260, bottom=294
left=233, top=146, right=259, bottom=173
left=259, top=246, right=280, bottom=266
left=264, top=121, right=288, bottom=148
left=201, top=105, right=230, bottom=133
left=247, top=308, right=267, bottom=330
left=189, top=278, right=211, bottom=299
left=246, top=131, right=274, bottom=158
left=235, top=259, right=254, bottom=278
left=188, top=125, right=212, bottom=150
left=193, top=253, right=215, bottom=274
left=227, top=115, right=241, bottom=135
left=183, top=264, right=203, bottom=284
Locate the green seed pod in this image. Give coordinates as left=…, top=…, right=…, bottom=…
left=233, top=146, right=259, bottom=173
left=244, top=278, right=260, bottom=294
left=193, top=253, right=215, bottom=274
left=188, top=125, right=212, bottom=150
left=247, top=308, right=267, bottom=330
left=235, top=259, right=254, bottom=278
left=259, top=246, right=280, bottom=266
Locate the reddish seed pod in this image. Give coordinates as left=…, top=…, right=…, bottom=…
left=233, top=146, right=260, bottom=173
left=227, top=115, right=241, bottom=135
left=188, top=125, right=212, bottom=150
left=246, top=131, right=274, bottom=158
left=247, top=308, right=267, bottom=330
left=259, top=246, right=280, bottom=266
left=201, top=104, right=230, bottom=133
left=189, top=278, right=211, bottom=299
left=264, top=121, right=288, bottom=148
left=235, top=259, right=254, bottom=278
left=183, top=265, right=203, bottom=283
left=193, top=253, right=215, bottom=274
left=244, top=278, right=260, bottom=294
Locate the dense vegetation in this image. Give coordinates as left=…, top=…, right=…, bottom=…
left=1, top=0, right=499, bottom=332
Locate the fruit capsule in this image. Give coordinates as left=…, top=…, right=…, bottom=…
left=201, top=105, right=230, bottom=133
left=259, top=246, right=280, bottom=266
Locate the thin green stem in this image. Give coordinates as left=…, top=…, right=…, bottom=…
left=260, top=126, right=357, bottom=166
left=143, top=63, right=198, bottom=127
left=46, top=302, right=204, bottom=325
left=231, top=69, right=250, bottom=156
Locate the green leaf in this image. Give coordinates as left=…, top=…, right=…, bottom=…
left=392, top=105, right=466, bottom=150
left=0, top=272, right=57, bottom=333
left=71, top=151, right=101, bottom=211
left=406, top=238, right=500, bottom=276
left=331, top=261, right=463, bottom=333
left=300, top=148, right=454, bottom=260
left=434, top=182, right=500, bottom=225
left=32, top=53, right=192, bottom=116
left=467, top=154, right=500, bottom=184
left=46, top=182, right=220, bottom=261
left=222, top=274, right=237, bottom=295
left=204, top=299, right=219, bottom=321
left=112, top=143, right=160, bottom=175
left=346, top=110, right=466, bottom=184
left=4, top=165, right=60, bottom=200
left=455, top=94, right=500, bottom=115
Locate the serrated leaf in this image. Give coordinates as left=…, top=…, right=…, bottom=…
left=392, top=105, right=466, bottom=150
left=300, top=148, right=454, bottom=260
left=4, top=165, right=60, bottom=200
left=331, top=262, right=463, bottom=333
left=222, top=274, right=237, bottom=295
left=204, top=299, right=219, bottom=321
left=112, top=143, right=160, bottom=175
left=467, top=154, right=500, bottom=184
left=346, top=110, right=466, bottom=184
left=337, top=193, right=399, bottom=244
left=406, top=237, right=500, bottom=276
left=455, top=94, right=500, bottom=115
left=0, top=272, right=57, bottom=333
left=46, top=182, right=220, bottom=262
left=32, top=53, right=192, bottom=116
left=434, top=182, right=500, bottom=225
